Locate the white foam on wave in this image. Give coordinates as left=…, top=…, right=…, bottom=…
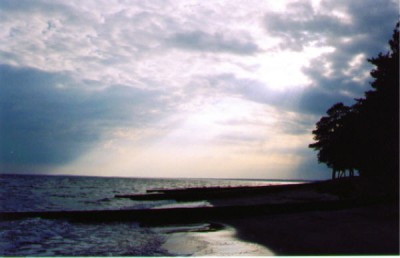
left=0, top=218, right=167, bottom=256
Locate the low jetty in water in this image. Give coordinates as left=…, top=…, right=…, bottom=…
left=1, top=179, right=396, bottom=225
left=1, top=178, right=398, bottom=255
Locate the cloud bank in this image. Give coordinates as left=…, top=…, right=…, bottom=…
left=0, top=0, right=397, bottom=179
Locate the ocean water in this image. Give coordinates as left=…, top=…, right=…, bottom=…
left=0, top=174, right=291, bottom=256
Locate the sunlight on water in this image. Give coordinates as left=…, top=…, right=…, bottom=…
left=0, top=174, right=298, bottom=256
left=160, top=224, right=275, bottom=256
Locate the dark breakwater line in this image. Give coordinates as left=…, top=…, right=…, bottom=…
left=0, top=198, right=390, bottom=225
left=113, top=179, right=359, bottom=201
left=115, top=181, right=310, bottom=201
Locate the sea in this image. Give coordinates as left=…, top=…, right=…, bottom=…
left=0, top=174, right=299, bottom=256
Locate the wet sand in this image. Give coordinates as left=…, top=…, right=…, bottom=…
left=161, top=179, right=399, bottom=256
left=160, top=223, right=274, bottom=256
left=2, top=178, right=398, bottom=255
left=159, top=201, right=398, bottom=256
left=223, top=202, right=399, bottom=255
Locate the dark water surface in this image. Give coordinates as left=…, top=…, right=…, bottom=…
left=0, top=174, right=290, bottom=256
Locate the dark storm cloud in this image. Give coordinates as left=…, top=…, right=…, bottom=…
left=0, top=65, right=164, bottom=169
left=203, top=72, right=353, bottom=118
left=164, top=0, right=397, bottom=120
left=262, top=0, right=398, bottom=114
left=167, top=30, right=260, bottom=55
left=0, top=0, right=396, bottom=178
left=265, top=0, right=397, bottom=52
left=265, top=1, right=349, bottom=51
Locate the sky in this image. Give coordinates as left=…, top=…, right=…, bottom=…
left=0, top=0, right=398, bottom=180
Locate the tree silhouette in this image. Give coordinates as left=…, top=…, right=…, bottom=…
left=357, top=22, right=399, bottom=180
left=309, top=22, right=399, bottom=183
left=309, top=103, right=357, bottom=179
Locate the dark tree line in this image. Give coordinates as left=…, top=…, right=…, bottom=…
left=309, top=23, right=399, bottom=182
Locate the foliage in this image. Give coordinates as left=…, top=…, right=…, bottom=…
left=309, top=22, right=399, bottom=181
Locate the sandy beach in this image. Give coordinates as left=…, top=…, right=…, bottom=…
left=2, top=178, right=398, bottom=256
left=222, top=202, right=398, bottom=255
left=159, top=202, right=398, bottom=256
left=159, top=179, right=399, bottom=256
left=160, top=223, right=274, bottom=256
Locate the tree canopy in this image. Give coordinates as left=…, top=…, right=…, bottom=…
left=309, top=22, right=399, bottom=182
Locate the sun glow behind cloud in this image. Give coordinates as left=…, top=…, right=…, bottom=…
left=0, top=0, right=397, bottom=179
left=252, top=46, right=335, bottom=90
left=54, top=96, right=314, bottom=179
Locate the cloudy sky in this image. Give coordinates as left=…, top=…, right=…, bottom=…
left=0, top=0, right=397, bottom=179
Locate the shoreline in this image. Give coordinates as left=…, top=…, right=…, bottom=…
left=222, top=201, right=399, bottom=255
left=2, top=178, right=398, bottom=255
left=160, top=178, right=399, bottom=255
left=159, top=223, right=274, bottom=256
left=158, top=200, right=399, bottom=256
left=155, top=179, right=399, bottom=255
